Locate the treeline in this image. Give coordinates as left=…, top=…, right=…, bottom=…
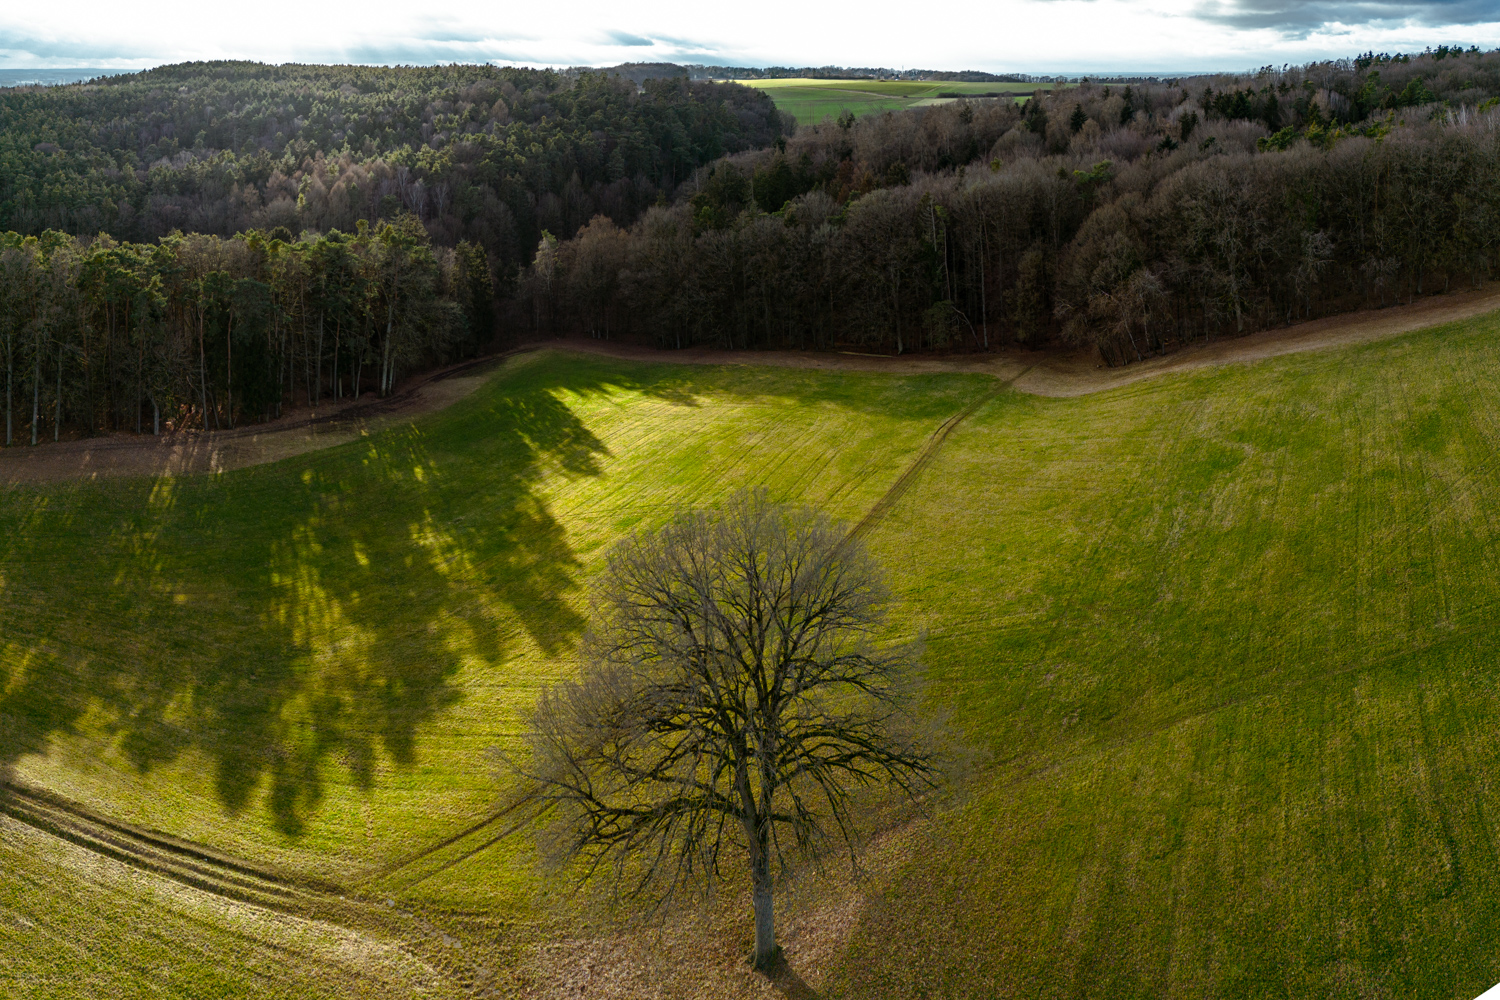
left=0, top=62, right=784, bottom=277
left=1186, top=45, right=1500, bottom=143
left=0, top=218, right=493, bottom=444
left=522, top=48, right=1500, bottom=363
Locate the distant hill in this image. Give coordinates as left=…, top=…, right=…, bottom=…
left=0, top=68, right=125, bottom=87
left=0, top=60, right=783, bottom=267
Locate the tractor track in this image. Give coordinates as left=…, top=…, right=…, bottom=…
left=843, top=366, right=1031, bottom=546
left=0, top=778, right=514, bottom=997
left=0, top=780, right=341, bottom=910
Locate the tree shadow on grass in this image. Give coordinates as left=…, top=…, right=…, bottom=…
left=767, top=956, right=823, bottom=1000
left=0, top=353, right=651, bottom=835
left=0, top=349, right=993, bottom=838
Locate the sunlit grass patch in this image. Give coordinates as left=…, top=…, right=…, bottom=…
left=734, top=78, right=1056, bottom=124
left=837, top=313, right=1500, bottom=997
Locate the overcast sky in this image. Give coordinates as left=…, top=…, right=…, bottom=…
left=2, top=0, right=1498, bottom=74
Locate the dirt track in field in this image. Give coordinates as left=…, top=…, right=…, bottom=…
left=555, top=281, right=1500, bottom=396
left=0, top=778, right=506, bottom=996
left=3, top=284, right=1499, bottom=485
left=0, top=352, right=517, bottom=485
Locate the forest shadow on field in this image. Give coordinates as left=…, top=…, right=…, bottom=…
left=0, top=353, right=670, bottom=835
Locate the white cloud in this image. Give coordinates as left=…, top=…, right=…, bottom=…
left=1, top=0, right=1498, bottom=73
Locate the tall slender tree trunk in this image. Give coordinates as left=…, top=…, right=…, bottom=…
left=891, top=273, right=903, bottom=355
left=4, top=334, right=12, bottom=446
left=82, top=327, right=93, bottom=436
left=199, top=307, right=209, bottom=431
left=226, top=314, right=234, bottom=430
left=979, top=224, right=989, bottom=350
left=54, top=342, right=63, bottom=441
left=275, top=314, right=285, bottom=418
left=31, top=330, right=41, bottom=446
left=381, top=281, right=397, bottom=395
left=314, top=311, right=324, bottom=405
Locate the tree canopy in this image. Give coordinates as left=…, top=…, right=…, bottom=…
left=0, top=62, right=786, bottom=278
left=512, top=492, right=935, bottom=970
left=522, top=48, right=1500, bottom=362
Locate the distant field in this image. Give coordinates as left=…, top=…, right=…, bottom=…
left=10, top=311, right=1500, bottom=995
left=730, top=77, right=1054, bottom=125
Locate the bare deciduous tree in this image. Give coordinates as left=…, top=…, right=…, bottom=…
left=511, top=491, right=936, bottom=970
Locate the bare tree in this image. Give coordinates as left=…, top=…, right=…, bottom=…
left=510, top=491, right=936, bottom=970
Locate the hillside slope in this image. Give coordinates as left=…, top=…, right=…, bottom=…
left=6, top=311, right=1500, bottom=996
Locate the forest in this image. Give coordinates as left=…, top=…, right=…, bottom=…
left=0, top=62, right=785, bottom=270
left=0, top=61, right=781, bottom=440
left=0, top=218, right=492, bottom=443
left=524, top=45, right=1500, bottom=362
left=2, top=48, right=1500, bottom=439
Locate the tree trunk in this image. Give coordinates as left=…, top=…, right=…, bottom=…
left=199, top=308, right=209, bottom=430
left=381, top=289, right=396, bottom=395
left=314, top=311, right=324, bottom=405
left=54, top=343, right=63, bottom=441
left=750, top=863, right=774, bottom=971
left=979, top=225, right=989, bottom=350
left=226, top=314, right=234, bottom=430
left=31, top=335, right=41, bottom=446
left=4, top=334, right=12, bottom=446
left=750, top=836, right=777, bottom=970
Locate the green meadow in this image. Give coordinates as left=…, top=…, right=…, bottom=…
left=7, top=312, right=1500, bottom=997
left=732, top=78, right=1049, bottom=124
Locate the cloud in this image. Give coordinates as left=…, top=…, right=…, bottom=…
left=647, top=33, right=736, bottom=58
left=1191, top=0, right=1500, bottom=34
left=0, top=28, right=158, bottom=66
left=341, top=38, right=530, bottom=67
left=603, top=30, right=654, bottom=47
left=3, top=0, right=1500, bottom=77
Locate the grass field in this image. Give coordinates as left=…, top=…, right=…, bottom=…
left=731, top=78, right=1051, bottom=125
left=7, top=314, right=1500, bottom=996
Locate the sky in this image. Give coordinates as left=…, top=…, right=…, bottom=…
left=1, top=0, right=1498, bottom=75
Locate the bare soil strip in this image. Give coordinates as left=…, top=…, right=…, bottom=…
left=1010, top=282, right=1500, bottom=397
left=553, top=282, right=1500, bottom=396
